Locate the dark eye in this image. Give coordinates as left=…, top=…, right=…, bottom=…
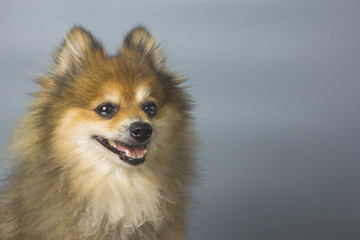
left=142, top=102, right=157, bottom=117
left=95, top=103, right=118, bottom=119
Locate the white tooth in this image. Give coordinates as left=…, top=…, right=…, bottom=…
left=108, top=140, right=117, bottom=148
left=126, top=150, right=130, bottom=157
left=144, top=150, right=147, bottom=155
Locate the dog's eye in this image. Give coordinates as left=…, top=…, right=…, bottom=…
left=95, top=103, right=118, bottom=119
left=142, top=102, right=157, bottom=117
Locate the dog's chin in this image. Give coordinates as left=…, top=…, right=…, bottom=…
left=93, top=136, right=148, bottom=166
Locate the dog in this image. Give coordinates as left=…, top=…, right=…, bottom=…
left=0, top=25, right=196, bottom=240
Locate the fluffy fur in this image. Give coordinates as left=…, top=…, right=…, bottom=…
left=0, top=26, right=196, bottom=239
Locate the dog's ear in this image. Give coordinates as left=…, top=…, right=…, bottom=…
left=53, top=26, right=104, bottom=75
left=121, top=26, right=166, bottom=72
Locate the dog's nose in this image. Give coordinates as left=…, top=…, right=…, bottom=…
left=129, top=122, right=152, bottom=142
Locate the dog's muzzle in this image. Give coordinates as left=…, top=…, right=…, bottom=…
left=94, top=121, right=153, bottom=166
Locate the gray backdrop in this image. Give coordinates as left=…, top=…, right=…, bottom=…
left=1, top=0, right=360, bottom=239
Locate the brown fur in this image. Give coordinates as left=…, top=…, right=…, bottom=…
left=0, top=26, right=196, bottom=239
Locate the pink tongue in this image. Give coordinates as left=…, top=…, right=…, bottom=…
left=115, top=141, right=146, bottom=157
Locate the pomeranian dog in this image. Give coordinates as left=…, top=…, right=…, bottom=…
left=0, top=26, right=196, bottom=239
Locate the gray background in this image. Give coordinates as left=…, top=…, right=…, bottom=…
left=1, top=0, right=360, bottom=239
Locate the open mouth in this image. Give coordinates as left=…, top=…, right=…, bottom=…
left=94, top=136, right=147, bottom=166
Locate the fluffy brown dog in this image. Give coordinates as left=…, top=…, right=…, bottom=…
left=0, top=26, right=196, bottom=240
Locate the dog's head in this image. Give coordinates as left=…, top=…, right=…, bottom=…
left=34, top=26, right=192, bottom=168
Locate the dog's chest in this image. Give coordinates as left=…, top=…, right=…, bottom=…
left=76, top=169, right=164, bottom=237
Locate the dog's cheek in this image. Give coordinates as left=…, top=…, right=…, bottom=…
left=51, top=108, right=107, bottom=160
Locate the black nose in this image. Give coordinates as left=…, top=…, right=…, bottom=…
left=129, top=122, right=152, bottom=142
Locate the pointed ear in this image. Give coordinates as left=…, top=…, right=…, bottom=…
left=53, top=26, right=104, bottom=75
left=121, top=26, right=166, bottom=72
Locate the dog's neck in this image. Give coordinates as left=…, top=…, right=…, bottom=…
left=61, top=161, right=165, bottom=238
